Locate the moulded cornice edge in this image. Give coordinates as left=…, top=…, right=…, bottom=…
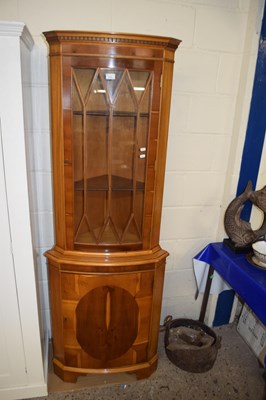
left=0, top=21, right=34, bottom=49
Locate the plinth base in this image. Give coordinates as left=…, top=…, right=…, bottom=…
left=53, top=356, right=158, bottom=383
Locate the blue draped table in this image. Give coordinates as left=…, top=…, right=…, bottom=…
left=193, top=242, right=266, bottom=326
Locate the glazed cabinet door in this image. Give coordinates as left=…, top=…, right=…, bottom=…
left=62, top=58, right=162, bottom=251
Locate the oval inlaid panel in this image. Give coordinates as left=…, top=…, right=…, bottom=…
left=76, top=286, right=139, bottom=361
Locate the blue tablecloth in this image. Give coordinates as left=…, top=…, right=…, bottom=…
left=193, top=242, right=266, bottom=326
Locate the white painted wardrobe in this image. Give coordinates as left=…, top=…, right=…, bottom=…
left=0, top=22, right=47, bottom=399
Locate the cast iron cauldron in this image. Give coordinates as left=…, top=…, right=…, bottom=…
left=164, top=317, right=221, bottom=373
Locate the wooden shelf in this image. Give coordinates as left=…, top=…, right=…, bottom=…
left=73, top=111, right=149, bottom=118
left=74, top=175, right=145, bottom=191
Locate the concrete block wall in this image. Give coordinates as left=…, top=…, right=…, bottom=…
left=0, top=0, right=264, bottom=335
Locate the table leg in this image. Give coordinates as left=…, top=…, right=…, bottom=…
left=199, top=265, right=214, bottom=323
left=263, top=369, right=266, bottom=400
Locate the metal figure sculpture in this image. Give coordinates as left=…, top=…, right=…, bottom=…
left=224, top=181, right=266, bottom=247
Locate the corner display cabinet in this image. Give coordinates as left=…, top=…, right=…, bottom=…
left=44, top=30, right=181, bottom=382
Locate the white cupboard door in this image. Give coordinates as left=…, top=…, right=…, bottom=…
left=0, top=124, right=27, bottom=388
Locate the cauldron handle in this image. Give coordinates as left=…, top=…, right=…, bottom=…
left=159, top=315, right=173, bottom=332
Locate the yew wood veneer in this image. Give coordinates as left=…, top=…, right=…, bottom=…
left=43, top=30, right=180, bottom=382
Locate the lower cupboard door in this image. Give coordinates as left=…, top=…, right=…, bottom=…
left=61, top=271, right=154, bottom=368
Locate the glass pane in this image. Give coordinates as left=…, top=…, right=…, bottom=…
left=139, top=79, right=151, bottom=114
left=134, top=191, right=144, bottom=233
left=86, top=71, right=109, bottom=112
left=87, top=192, right=107, bottom=241
left=128, top=70, right=150, bottom=103
left=75, top=216, right=93, bottom=243
left=136, top=78, right=151, bottom=190
left=73, top=115, right=84, bottom=183
left=86, top=115, right=108, bottom=181
left=74, top=68, right=96, bottom=100
left=72, top=80, right=83, bottom=112
left=122, top=217, right=141, bottom=243
left=98, top=218, right=120, bottom=244
left=112, top=116, right=136, bottom=188
left=136, top=116, right=149, bottom=185
left=101, top=69, right=123, bottom=102
left=75, top=192, right=108, bottom=244
left=113, top=73, right=137, bottom=113
left=110, top=191, right=132, bottom=241
left=74, top=190, right=84, bottom=233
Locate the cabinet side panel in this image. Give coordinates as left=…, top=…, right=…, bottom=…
left=147, top=260, right=166, bottom=359
left=48, top=263, right=64, bottom=362
left=49, top=55, right=66, bottom=249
